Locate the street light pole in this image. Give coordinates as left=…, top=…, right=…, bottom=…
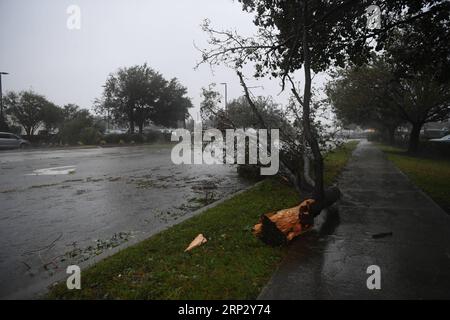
left=0, top=72, right=8, bottom=120
left=220, top=82, right=228, bottom=111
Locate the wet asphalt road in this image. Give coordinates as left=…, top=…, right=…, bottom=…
left=0, top=145, right=252, bottom=298
left=259, top=140, right=450, bottom=299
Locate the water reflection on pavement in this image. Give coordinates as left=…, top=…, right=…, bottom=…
left=0, top=145, right=253, bottom=298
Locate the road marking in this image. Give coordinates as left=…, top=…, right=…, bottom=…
left=26, top=166, right=77, bottom=176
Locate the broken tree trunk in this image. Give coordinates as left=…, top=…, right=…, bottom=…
left=253, top=186, right=341, bottom=246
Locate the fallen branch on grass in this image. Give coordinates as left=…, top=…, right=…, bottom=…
left=253, top=186, right=341, bottom=246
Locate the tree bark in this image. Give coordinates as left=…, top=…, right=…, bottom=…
left=388, top=126, right=396, bottom=145
left=129, top=116, right=135, bottom=134
left=385, top=125, right=397, bottom=145
left=302, top=2, right=325, bottom=201
left=408, top=122, right=422, bottom=153
left=253, top=186, right=341, bottom=245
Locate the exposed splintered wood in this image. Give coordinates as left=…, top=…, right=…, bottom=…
left=185, top=234, right=207, bottom=252
left=253, top=187, right=341, bottom=246
left=253, top=199, right=315, bottom=246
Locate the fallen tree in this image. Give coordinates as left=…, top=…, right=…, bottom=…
left=197, top=0, right=442, bottom=243
left=253, top=186, right=341, bottom=245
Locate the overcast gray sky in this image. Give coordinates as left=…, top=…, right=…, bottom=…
left=0, top=0, right=326, bottom=121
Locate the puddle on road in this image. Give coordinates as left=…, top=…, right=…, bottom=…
left=1, top=160, right=253, bottom=298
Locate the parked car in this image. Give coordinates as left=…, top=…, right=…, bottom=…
left=0, top=132, right=31, bottom=150
left=105, top=128, right=128, bottom=135
left=429, top=134, right=450, bottom=143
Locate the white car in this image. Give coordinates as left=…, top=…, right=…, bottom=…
left=105, top=129, right=128, bottom=135
left=429, top=134, right=450, bottom=143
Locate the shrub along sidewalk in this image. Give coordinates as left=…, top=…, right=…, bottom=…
left=378, top=144, right=450, bottom=214
left=46, top=141, right=358, bottom=299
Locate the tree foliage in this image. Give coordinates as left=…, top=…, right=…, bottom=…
left=327, top=58, right=404, bottom=144
left=328, top=23, right=450, bottom=152
left=97, top=64, right=192, bottom=133
left=198, top=0, right=450, bottom=197
left=41, top=102, right=64, bottom=133
left=4, top=90, right=52, bottom=136
left=59, top=104, right=102, bottom=145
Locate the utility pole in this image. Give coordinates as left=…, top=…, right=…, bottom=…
left=0, top=72, right=9, bottom=120
left=107, top=106, right=110, bottom=132
left=220, top=82, right=228, bottom=111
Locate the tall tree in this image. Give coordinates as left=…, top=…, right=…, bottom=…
left=98, top=64, right=192, bottom=133
left=62, top=104, right=82, bottom=121
left=327, top=59, right=404, bottom=144
left=328, top=54, right=450, bottom=152
left=152, top=78, right=193, bottom=128
left=41, top=102, right=64, bottom=133
left=382, top=16, right=450, bottom=152
left=200, top=83, right=223, bottom=128
left=4, top=90, right=50, bottom=137
left=98, top=64, right=159, bottom=134
left=199, top=0, right=447, bottom=199
left=391, top=73, right=450, bottom=152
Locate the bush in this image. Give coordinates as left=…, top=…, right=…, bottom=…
left=9, top=125, right=22, bottom=135
left=129, top=133, right=145, bottom=143
left=367, top=132, right=383, bottom=142
left=59, top=125, right=101, bottom=145
left=237, top=164, right=264, bottom=180
left=102, top=130, right=171, bottom=145
left=419, top=141, right=450, bottom=158
left=58, top=110, right=100, bottom=145
left=144, top=129, right=171, bottom=143
left=103, top=133, right=128, bottom=144
left=80, top=127, right=102, bottom=145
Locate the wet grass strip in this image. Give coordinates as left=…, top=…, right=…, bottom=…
left=378, top=144, right=450, bottom=214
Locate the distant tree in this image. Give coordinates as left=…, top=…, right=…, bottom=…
left=382, top=19, right=450, bottom=152
left=201, top=92, right=288, bottom=131
left=101, top=64, right=157, bottom=134
left=200, top=83, right=222, bottom=127
left=59, top=106, right=101, bottom=145
left=152, top=78, right=193, bottom=128
left=228, top=96, right=287, bottom=129
left=391, top=72, right=450, bottom=152
left=328, top=53, right=450, bottom=152
left=41, top=102, right=64, bottom=133
left=62, top=104, right=81, bottom=121
left=4, top=90, right=50, bottom=137
left=327, top=59, right=405, bottom=144
left=98, top=64, right=192, bottom=133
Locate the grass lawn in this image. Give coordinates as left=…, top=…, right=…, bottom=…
left=46, top=141, right=358, bottom=300
left=378, top=144, right=450, bottom=214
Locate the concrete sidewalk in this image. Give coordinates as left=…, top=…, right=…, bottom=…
left=259, top=140, right=450, bottom=299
